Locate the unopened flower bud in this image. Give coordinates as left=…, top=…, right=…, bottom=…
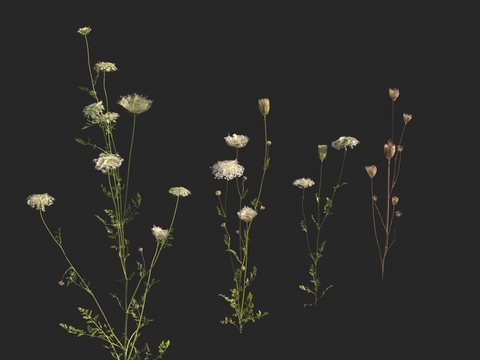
left=258, top=98, right=270, bottom=116
left=384, top=140, right=396, bottom=159
left=138, top=247, right=143, bottom=252
left=373, top=195, right=378, bottom=202
left=240, top=265, right=246, bottom=271
left=266, top=140, right=272, bottom=146
left=58, top=281, right=65, bottom=286
left=389, top=88, right=399, bottom=101
left=391, top=196, right=399, bottom=205
left=318, top=145, right=328, bottom=161
left=260, top=205, right=265, bottom=210
left=365, top=165, right=377, bottom=178
left=215, top=190, right=221, bottom=196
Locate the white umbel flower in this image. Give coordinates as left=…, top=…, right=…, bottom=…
left=93, top=153, right=124, bottom=173
left=118, top=94, right=152, bottom=115
left=26, top=193, right=55, bottom=212
left=211, top=159, right=244, bottom=181
left=293, top=178, right=315, bottom=188
left=331, top=136, right=360, bottom=150
left=77, top=27, right=92, bottom=35
left=224, top=134, right=249, bottom=148
left=94, top=62, right=118, bottom=73
left=151, top=225, right=168, bottom=241
left=83, top=101, right=105, bottom=119
left=168, top=187, right=191, bottom=197
left=237, top=206, right=257, bottom=222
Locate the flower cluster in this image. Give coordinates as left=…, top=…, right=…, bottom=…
left=224, top=134, right=249, bottom=148
left=77, top=27, right=91, bottom=35
left=211, top=159, right=245, bottom=181
left=331, top=136, right=360, bottom=150
left=93, top=153, right=124, bottom=173
left=118, top=94, right=152, bottom=115
left=168, top=187, right=191, bottom=197
left=237, top=206, right=257, bottom=222
left=83, top=101, right=105, bottom=119
left=151, top=225, right=168, bottom=241
left=26, top=193, right=55, bottom=212
left=94, top=62, right=118, bottom=73
left=293, top=178, right=315, bottom=188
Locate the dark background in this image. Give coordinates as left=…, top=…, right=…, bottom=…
left=3, top=2, right=477, bottom=359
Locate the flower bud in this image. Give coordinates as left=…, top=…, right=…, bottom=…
left=258, top=98, right=270, bottom=116
left=395, top=211, right=403, bottom=217
left=391, top=196, right=399, bottom=205
left=403, top=113, right=412, bottom=124
left=215, top=190, right=221, bottom=196
left=365, top=165, right=377, bottom=178
left=384, top=140, right=396, bottom=159
left=318, top=145, right=328, bottom=161
left=373, top=195, right=378, bottom=202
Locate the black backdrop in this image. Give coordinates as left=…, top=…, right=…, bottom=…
left=4, top=2, right=477, bottom=359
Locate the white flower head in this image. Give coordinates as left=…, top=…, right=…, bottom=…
left=93, top=153, right=124, bottom=173
left=237, top=206, right=257, bottom=222
left=151, top=225, right=168, bottom=241
left=96, top=112, right=119, bottom=124
left=168, top=187, right=191, bottom=197
left=83, top=101, right=104, bottom=119
left=293, top=178, right=315, bottom=188
left=118, top=94, right=152, bottom=115
left=94, top=62, right=118, bottom=73
left=77, top=27, right=91, bottom=35
left=211, top=159, right=245, bottom=181
left=26, top=193, right=55, bottom=212
left=224, top=134, right=249, bottom=148
left=331, top=136, right=360, bottom=150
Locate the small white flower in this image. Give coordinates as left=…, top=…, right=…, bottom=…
left=94, top=62, right=118, bottom=73
left=26, top=193, right=55, bottom=212
left=77, top=27, right=92, bottom=35
left=211, top=160, right=244, bottom=181
left=331, top=136, right=360, bottom=150
left=168, top=187, right=191, bottom=197
left=224, top=134, right=249, bottom=148
left=93, top=153, right=124, bottom=173
left=293, top=178, right=315, bottom=188
left=237, top=206, right=257, bottom=222
left=151, top=225, right=168, bottom=241
left=96, top=112, right=119, bottom=124
left=83, top=101, right=104, bottom=119
left=118, top=94, right=152, bottom=115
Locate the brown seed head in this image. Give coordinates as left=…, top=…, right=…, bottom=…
left=384, top=140, right=396, bottom=159
left=389, top=88, right=399, bottom=101
left=403, top=113, right=412, bottom=124
left=373, top=195, right=378, bottom=202
left=365, top=165, right=377, bottom=178
left=391, top=196, right=399, bottom=205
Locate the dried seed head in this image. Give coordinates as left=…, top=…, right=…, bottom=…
left=373, top=195, right=378, bottom=202
left=389, top=88, right=399, bottom=101
left=403, top=113, right=412, bottom=124
left=365, top=165, right=377, bottom=178
left=391, top=196, right=399, bottom=205
left=395, top=211, right=403, bottom=217
left=384, top=140, right=396, bottom=159
left=397, top=145, right=404, bottom=152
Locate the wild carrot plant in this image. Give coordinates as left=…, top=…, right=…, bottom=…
left=213, top=99, right=271, bottom=333
left=26, top=27, right=190, bottom=360
left=365, top=88, right=413, bottom=279
left=294, top=137, right=359, bottom=306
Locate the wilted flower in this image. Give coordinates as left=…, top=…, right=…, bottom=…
left=365, top=165, right=377, bottom=178
left=391, top=196, right=399, bottom=205
left=26, top=193, right=55, bottom=212
left=403, top=113, right=412, bottom=124
left=293, top=178, right=315, bottom=188
left=94, top=62, right=118, bottom=73
left=77, top=27, right=91, bottom=35
left=331, top=136, right=360, bottom=150
left=118, top=94, right=152, bottom=115
left=389, top=88, right=399, bottom=101
left=258, top=98, right=270, bottom=116
left=317, top=145, right=328, bottom=161
left=237, top=206, right=257, bottom=222
left=151, top=225, right=168, bottom=241
left=93, top=153, right=124, bottom=173
left=384, top=140, right=396, bottom=159
left=211, top=159, right=244, bottom=181
left=83, top=101, right=104, bottom=119
left=224, top=134, right=249, bottom=148
left=168, top=187, right=191, bottom=197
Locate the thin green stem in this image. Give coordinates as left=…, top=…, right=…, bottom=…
left=124, top=115, right=137, bottom=212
